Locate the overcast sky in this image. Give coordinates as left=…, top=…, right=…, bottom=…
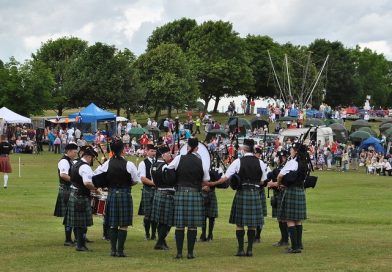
left=1, top=0, right=392, bottom=62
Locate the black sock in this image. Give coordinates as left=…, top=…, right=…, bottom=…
left=151, top=221, right=157, bottom=238
left=279, top=222, right=288, bottom=243
left=175, top=229, right=185, bottom=256
left=296, top=225, right=303, bottom=249
left=103, top=223, right=109, bottom=239
left=144, top=218, right=151, bottom=237
left=110, top=228, right=118, bottom=252
left=256, top=226, right=262, bottom=240
left=73, top=228, right=77, bottom=241
left=247, top=229, right=255, bottom=253
left=187, top=229, right=197, bottom=256
left=156, top=224, right=165, bottom=246
left=236, top=230, right=245, bottom=252
left=208, top=218, right=215, bottom=239
left=288, top=226, right=298, bottom=250
left=117, top=229, right=128, bottom=253
left=76, top=228, right=84, bottom=248
left=65, top=226, right=72, bottom=242
left=163, top=226, right=171, bottom=247
left=200, top=217, right=207, bottom=239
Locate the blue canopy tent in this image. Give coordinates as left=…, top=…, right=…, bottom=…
left=358, top=137, right=385, bottom=154
left=69, top=103, right=116, bottom=141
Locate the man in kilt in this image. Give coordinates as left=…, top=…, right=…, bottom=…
left=199, top=183, right=218, bottom=242
left=209, top=139, right=268, bottom=257
left=167, top=138, right=210, bottom=259
left=64, top=146, right=98, bottom=252
left=0, top=135, right=13, bottom=189
left=93, top=138, right=139, bottom=257
left=150, top=145, right=175, bottom=250
left=138, top=144, right=157, bottom=240
left=274, top=142, right=307, bottom=253
left=54, top=143, right=78, bottom=246
left=267, top=150, right=289, bottom=247
left=254, top=147, right=268, bottom=243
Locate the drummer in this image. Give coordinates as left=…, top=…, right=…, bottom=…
left=0, top=135, right=13, bottom=189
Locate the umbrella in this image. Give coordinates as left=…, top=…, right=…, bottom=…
left=329, top=123, right=347, bottom=131
left=383, top=127, right=392, bottom=137
left=145, top=125, right=160, bottom=132
left=205, top=129, right=228, bottom=142
left=251, top=119, right=269, bottom=130
left=357, top=127, right=377, bottom=137
left=277, top=116, right=297, bottom=122
left=380, top=119, right=392, bottom=127
left=379, top=122, right=392, bottom=134
left=349, top=131, right=371, bottom=142
left=329, top=123, right=348, bottom=143
left=304, top=118, right=325, bottom=127
left=228, top=118, right=251, bottom=128
left=128, top=127, right=149, bottom=137
left=351, top=120, right=371, bottom=132
left=324, top=119, right=343, bottom=126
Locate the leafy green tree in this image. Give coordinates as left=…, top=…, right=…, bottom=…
left=187, top=20, right=254, bottom=112
left=33, top=37, right=88, bottom=115
left=136, top=43, right=199, bottom=119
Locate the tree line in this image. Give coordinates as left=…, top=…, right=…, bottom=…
left=1, top=18, right=391, bottom=118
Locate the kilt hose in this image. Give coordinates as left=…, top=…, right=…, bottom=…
left=229, top=190, right=263, bottom=227
left=259, top=188, right=267, bottom=217
left=151, top=190, right=175, bottom=226
left=54, top=185, right=71, bottom=217
left=138, top=186, right=155, bottom=217
left=105, top=188, right=133, bottom=227
left=271, top=189, right=284, bottom=218
left=278, top=187, right=307, bottom=221
left=174, top=191, right=205, bottom=228
left=63, top=191, right=93, bottom=228
left=204, top=191, right=218, bottom=218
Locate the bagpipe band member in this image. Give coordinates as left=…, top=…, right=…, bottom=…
left=0, top=135, right=13, bottom=189
left=254, top=147, right=268, bottom=243
left=267, top=150, right=289, bottom=247
left=167, top=138, right=210, bottom=259
left=150, top=145, right=175, bottom=250
left=54, top=143, right=78, bottom=246
left=93, top=138, right=139, bottom=257
left=199, top=179, right=219, bottom=242
left=64, top=145, right=99, bottom=252
left=209, top=139, right=268, bottom=257
left=276, top=142, right=308, bottom=254
left=138, top=144, right=158, bottom=240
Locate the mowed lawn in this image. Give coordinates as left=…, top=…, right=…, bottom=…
left=0, top=152, right=391, bottom=272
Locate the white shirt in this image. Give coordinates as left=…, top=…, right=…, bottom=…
left=79, top=158, right=94, bottom=185
left=94, top=158, right=140, bottom=183
left=58, top=156, right=72, bottom=175
left=167, top=153, right=210, bottom=181
left=279, top=157, right=299, bottom=176
left=138, top=157, right=154, bottom=178
left=224, top=153, right=268, bottom=182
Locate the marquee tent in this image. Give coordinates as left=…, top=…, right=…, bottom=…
left=0, top=107, right=31, bottom=123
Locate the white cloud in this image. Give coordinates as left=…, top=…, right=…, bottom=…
left=359, top=41, right=392, bottom=59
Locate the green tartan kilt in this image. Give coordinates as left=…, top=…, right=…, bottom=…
left=53, top=185, right=71, bottom=217
left=105, top=188, right=133, bottom=227
left=151, top=190, right=175, bottom=226
left=138, top=186, right=155, bottom=217
left=63, top=192, right=93, bottom=227
left=174, top=191, right=205, bottom=228
left=259, top=188, right=267, bottom=217
left=203, top=191, right=218, bottom=218
left=229, top=190, right=263, bottom=227
left=271, top=189, right=284, bottom=218
left=278, top=187, right=307, bottom=221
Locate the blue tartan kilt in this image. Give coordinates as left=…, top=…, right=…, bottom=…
left=259, top=188, right=267, bottom=217
left=271, top=189, right=284, bottom=218
left=63, top=192, right=93, bottom=227
left=174, top=191, right=205, bottom=228
left=278, top=187, right=307, bottom=221
left=54, top=185, right=71, bottom=217
left=138, top=186, right=155, bottom=217
left=105, top=188, right=133, bottom=227
left=151, top=190, right=175, bottom=226
left=229, top=190, right=263, bottom=227
left=203, top=191, right=218, bottom=218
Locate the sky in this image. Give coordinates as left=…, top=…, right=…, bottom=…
left=1, top=0, right=392, bottom=63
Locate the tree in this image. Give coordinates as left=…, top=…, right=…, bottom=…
left=147, top=18, right=197, bottom=52
left=136, top=43, right=199, bottom=119
left=33, top=37, right=88, bottom=115
left=187, top=20, right=254, bottom=112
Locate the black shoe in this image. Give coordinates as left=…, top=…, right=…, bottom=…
left=110, top=251, right=117, bottom=257
left=207, top=234, right=213, bottom=241
left=144, top=234, right=151, bottom=240
left=246, top=251, right=253, bottom=257
left=85, top=238, right=94, bottom=243
left=76, top=246, right=92, bottom=252
left=103, top=236, right=110, bottom=241
left=163, top=240, right=170, bottom=250
left=151, top=234, right=156, bottom=241
left=286, top=248, right=301, bottom=254
left=235, top=250, right=246, bottom=257
left=64, top=240, right=75, bottom=247
left=175, top=254, right=183, bottom=259
left=154, top=244, right=166, bottom=250
left=273, top=241, right=289, bottom=247
left=187, top=254, right=195, bottom=259
left=254, top=238, right=261, bottom=243
left=199, top=235, right=207, bottom=242
left=117, top=251, right=127, bottom=257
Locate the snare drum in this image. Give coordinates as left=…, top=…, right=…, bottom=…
left=91, top=193, right=107, bottom=216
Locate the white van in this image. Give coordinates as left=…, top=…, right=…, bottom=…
left=279, top=127, right=333, bottom=146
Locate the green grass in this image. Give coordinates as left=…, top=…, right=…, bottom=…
left=0, top=152, right=392, bottom=272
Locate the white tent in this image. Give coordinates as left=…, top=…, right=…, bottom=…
left=0, top=107, right=31, bottom=124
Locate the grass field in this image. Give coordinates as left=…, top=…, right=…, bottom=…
left=0, top=152, right=392, bottom=272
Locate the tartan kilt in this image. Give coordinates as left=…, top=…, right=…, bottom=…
left=105, top=188, right=133, bottom=227
left=151, top=190, right=175, bottom=226
left=0, top=156, right=12, bottom=173
left=137, top=186, right=155, bottom=217
left=63, top=192, right=93, bottom=227
left=229, top=190, right=263, bottom=227
left=174, top=191, right=205, bottom=228
left=278, top=187, right=307, bottom=221
left=203, top=191, right=218, bottom=218
left=259, top=188, right=267, bottom=217
left=271, top=189, right=284, bottom=218
left=53, top=186, right=71, bottom=217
